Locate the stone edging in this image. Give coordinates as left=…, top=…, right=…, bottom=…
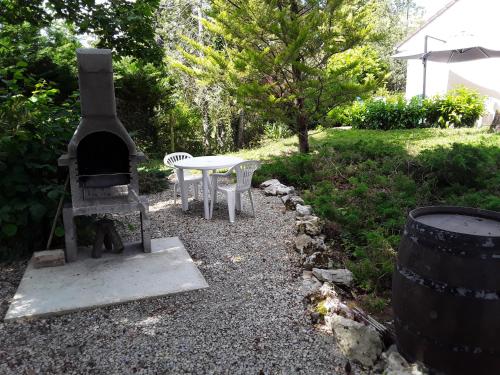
left=259, top=179, right=428, bottom=374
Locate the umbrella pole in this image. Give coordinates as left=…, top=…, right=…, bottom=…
left=422, top=35, right=429, bottom=98
left=422, top=56, right=427, bottom=99
left=422, top=35, right=446, bottom=98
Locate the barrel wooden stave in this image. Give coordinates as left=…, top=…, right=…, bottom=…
left=398, top=235, right=500, bottom=290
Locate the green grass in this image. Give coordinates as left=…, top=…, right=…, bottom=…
left=232, top=127, right=499, bottom=295
left=138, top=158, right=169, bottom=173
left=144, top=127, right=497, bottom=168
left=231, top=127, right=499, bottom=160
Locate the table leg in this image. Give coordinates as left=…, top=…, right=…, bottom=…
left=202, top=170, right=210, bottom=219
left=178, top=169, right=188, bottom=212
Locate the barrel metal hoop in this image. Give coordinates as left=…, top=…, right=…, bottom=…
left=395, top=316, right=500, bottom=356
left=404, top=227, right=500, bottom=259
left=397, top=265, right=500, bottom=300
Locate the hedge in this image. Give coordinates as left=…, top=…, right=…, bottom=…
left=328, top=87, right=485, bottom=130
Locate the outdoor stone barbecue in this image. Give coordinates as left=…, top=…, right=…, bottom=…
left=58, top=48, right=151, bottom=261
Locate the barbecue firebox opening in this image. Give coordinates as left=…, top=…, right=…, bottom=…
left=77, top=131, right=131, bottom=188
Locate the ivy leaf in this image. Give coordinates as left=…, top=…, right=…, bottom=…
left=54, top=226, right=65, bottom=237
left=47, top=190, right=60, bottom=199
left=29, top=203, right=47, bottom=221
left=2, top=223, right=17, bottom=237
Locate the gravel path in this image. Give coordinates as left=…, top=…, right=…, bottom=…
left=0, top=188, right=360, bottom=374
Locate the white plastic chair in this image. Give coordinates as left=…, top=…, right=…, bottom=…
left=163, top=152, right=202, bottom=205
left=210, top=160, right=260, bottom=223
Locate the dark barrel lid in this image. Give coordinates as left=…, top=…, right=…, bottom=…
left=410, top=206, right=500, bottom=238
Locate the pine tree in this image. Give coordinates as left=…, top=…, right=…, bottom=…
left=173, top=0, right=386, bottom=153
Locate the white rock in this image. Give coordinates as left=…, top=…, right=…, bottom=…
left=320, top=296, right=342, bottom=315
left=280, top=194, right=290, bottom=205
left=319, top=282, right=338, bottom=298
left=303, top=252, right=330, bottom=270
left=264, top=183, right=295, bottom=196
left=260, top=179, right=295, bottom=196
left=381, top=346, right=427, bottom=375
left=300, top=271, right=323, bottom=295
left=319, top=284, right=355, bottom=319
left=312, top=268, right=353, bottom=287
left=296, top=215, right=323, bottom=236
left=294, top=234, right=313, bottom=254
left=260, top=179, right=280, bottom=188
left=328, top=314, right=384, bottom=367
left=281, top=195, right=304, bottom=209
left=294, top=234, right=326, bottom=255
left=296, top=204, right=313, bottom=217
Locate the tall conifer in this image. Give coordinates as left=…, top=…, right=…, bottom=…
left=174, top=0, right=385, bottom=152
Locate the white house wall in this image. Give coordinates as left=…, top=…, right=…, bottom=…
left=399, top=0, right=500, bottom=111
left=406, top=59, right=449, bottom=99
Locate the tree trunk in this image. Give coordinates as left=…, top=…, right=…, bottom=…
left=297, top=114, right=309, bottom=153
left=296, top=97, right=309, bottom=153
left=288, top=0, right=308, bottom=155
left=201, top=96, right=211, bottom=153
left=169, top=112, right=175, bottom=153
left=237, top=109, right=244, bottom=149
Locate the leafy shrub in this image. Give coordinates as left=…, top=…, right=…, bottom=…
left=255, top=153, right=315, bottom=188
left=327, top=100, right=365, bottom=128
left=0, top=22, right=80, bottom=103
left=138, top=169, right=170, bottom=194
left=114, top=57, right=175, bottom=159
left=329, top=87, right=485, bottom=130
left=0, top=81, right=78, bottom=259
left=155, top=99, right=205, bottom=157
left=418, top=143, right=498, bottom=188
left=263, top=122, right=292, bottom=141
left=0, top=22, right=82, bottom=259
left=329, top=94, right=425, bottom=130
left=423, top=87, right=485, bottom=128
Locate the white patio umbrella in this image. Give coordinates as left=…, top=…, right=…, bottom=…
left=394, top=46, right=500, bottom=63
left=393, top=36, right=500, bottom=97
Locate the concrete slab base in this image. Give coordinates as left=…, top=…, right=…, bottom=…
left=4, top=237, right=208, bottom=321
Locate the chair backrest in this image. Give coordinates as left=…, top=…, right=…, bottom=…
left=233, top=160, right=261, bottom=191
left=163, top=152, right=193, bottom=168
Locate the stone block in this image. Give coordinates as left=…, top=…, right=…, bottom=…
left=312, top=268, right=354, bottom=287
left=32, top=249, right=65, bottom=269
left=296, top=204, right=313, bottom=217
left=327, top=314, right=384, bottom=367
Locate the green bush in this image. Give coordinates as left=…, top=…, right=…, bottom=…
left=155, top=99, right=205, bottom=156
left=0, top=22, right=83, bottom=259
left=0, top=81, right=78, bottom=259
left=329, top=94, right=425, bottom=130
left=418, top=143, right=498, bottom=188
left=263, top=122, right=293, bottom=141
left=0, top=22, right=80, bottom=103
left=138, top=162, right=172, bottom=194
left=254, top=130, right=500, bottom=294
left=328, top=87, right=485, bottom=130
left=423, top=87, right=485, bottom=128
left=327, top=100, right=365, bottom=128
left=114, top=57, right=176, bottom=159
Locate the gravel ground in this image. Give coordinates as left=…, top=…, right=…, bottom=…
left=0, top=187, right=364, bottom=375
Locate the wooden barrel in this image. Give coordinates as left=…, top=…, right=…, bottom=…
left=393, top=206, right=500, bottom=375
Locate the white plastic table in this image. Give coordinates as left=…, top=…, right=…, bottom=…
left=174, top=155, right=244, bottom=219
